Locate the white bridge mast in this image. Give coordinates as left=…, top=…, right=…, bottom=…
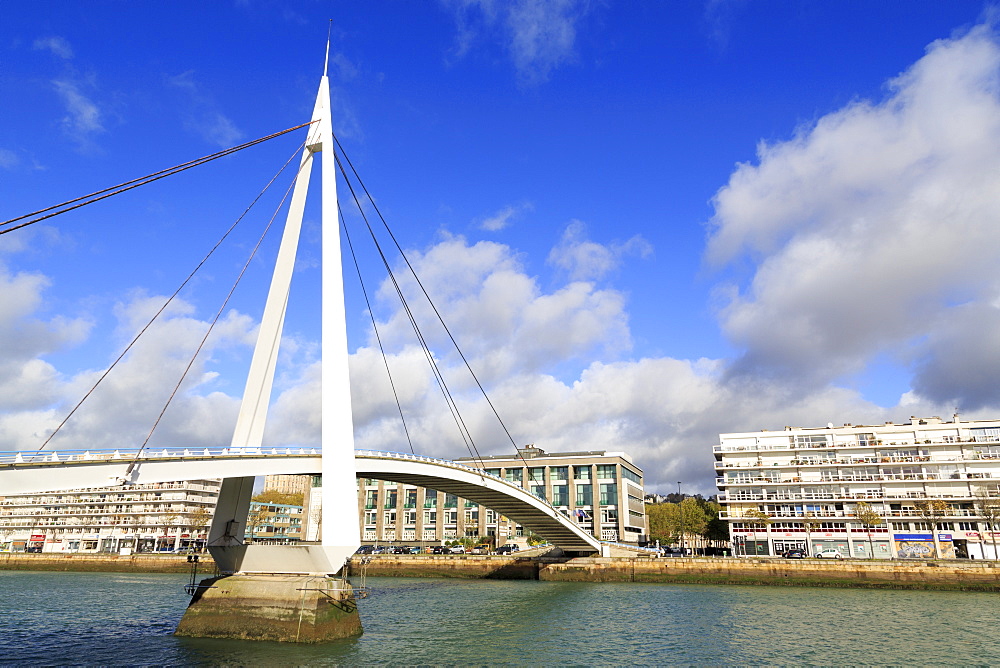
left=207, top=45, right=359, bottom=574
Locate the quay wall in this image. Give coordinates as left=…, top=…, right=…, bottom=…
left=5, top=552, right=1000, bottom=591
left=350, top=555, right=1000, bottom=591
left=0, top=552, right=196, bottom=573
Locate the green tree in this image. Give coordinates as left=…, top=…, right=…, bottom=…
left=701, top=500, right=730, bottom=548
left=914, top=499, right=950, bottom=559
left=245, top=505, right=267, bottom=542
left=742, top=508, right=772, bottom=556
left=853, top=500, right=884, bottom=559
left=645, top=502, right=680, bottom=545
left=801, top=512, right=823, bottom=555
left=973, top=485, right=1000, bottom=560
left=188, top=507, right=212, bottom=553
left=252, top=490, right=304, bottom=506
left=679, top=497, right=708, bottom=554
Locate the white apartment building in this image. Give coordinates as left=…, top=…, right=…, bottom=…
left=716, top=416, right=1000, bottom=559
left=0, top=479, right=220, bottom=554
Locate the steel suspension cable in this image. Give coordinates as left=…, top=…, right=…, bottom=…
left=334, top=135, right=527, bottom=470
left=29, top=139, right=306, bottom=461
left=339, top=203, right=416, bottom=455
left=0, top=121, right=317, bottom=236
left=335, top=156, right=484, bottom=468
left=128, top=158, right=305, bottom=473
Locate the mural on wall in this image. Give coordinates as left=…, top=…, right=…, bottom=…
left=894, top=534, right=955, bottom=559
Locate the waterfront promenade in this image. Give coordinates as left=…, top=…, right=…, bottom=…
left=5, top=552, right=1000, bottom=591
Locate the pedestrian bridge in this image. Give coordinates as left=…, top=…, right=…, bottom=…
left=0, top=448, right=603, bottom=553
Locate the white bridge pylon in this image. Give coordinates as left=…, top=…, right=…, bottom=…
left=0, top=449, right=603, bottom=554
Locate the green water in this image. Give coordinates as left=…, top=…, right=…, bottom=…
left=1, top=570, right=998, bottom=665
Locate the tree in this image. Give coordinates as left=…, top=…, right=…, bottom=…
left=801, top=512, right=823, bottom=555
left=701, top=500, right=730, bottom=547
left=973, top=485, right=1000, bottom=559
left=245, top=505, right=267, bottom=542
left=679, top=498, right=708, bottom=554
left=252, top=490, right=304, bottom=506
left=188, top=507, right=212, bottom=552
left=743, top=508, right=772, bottom=556
left=853, top=501, right=884, bottom=559
left=645, top=502, right=680, bottom=545
left=914, top=499, right=950, bottom=559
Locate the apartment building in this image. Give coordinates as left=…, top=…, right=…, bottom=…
left=0, top=479, right=220, bottom=554
left=716, top=416, right=1000, bottom=559
left=359, top=446, right=645, bottom=545
left=245, top=500, right=304, bottom=544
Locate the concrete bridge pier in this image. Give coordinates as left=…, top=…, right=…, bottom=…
left=174, top=476, right=363, bottom=642
left=175, top=573, right=362, bottom=642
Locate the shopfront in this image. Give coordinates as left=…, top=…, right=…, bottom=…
left=894, top=533, right=955, bottom=559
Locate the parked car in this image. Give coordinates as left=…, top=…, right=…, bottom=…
left=448, top=545, right=466, bottom=554
left=354, top=545, right=376, bottom=554
left=782, top=549, right=806, bottom=559
left=471, top=544, right=492, bottom=555
left=814, top=549, right=844, bottom=559
left=431, top=545, right=448, bottom=555
left=495, top=544, right=520, bottom=555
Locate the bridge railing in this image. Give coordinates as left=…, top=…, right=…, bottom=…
left=1, top=446, right=610, bottom=550
left=0, top=446, right=321, bottom=465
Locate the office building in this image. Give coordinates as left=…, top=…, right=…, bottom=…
left=359, top=446, right=645, bottom=545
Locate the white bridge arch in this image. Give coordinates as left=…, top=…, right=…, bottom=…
left=0, top=448, right=603, bottom=554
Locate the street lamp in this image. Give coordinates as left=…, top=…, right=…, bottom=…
left=677, top=481, right=685, bottom=556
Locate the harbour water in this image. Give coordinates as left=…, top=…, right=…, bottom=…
left=2, top=570, right=1000, bottom=665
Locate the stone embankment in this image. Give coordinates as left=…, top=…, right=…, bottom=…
left=0, top=552, right=197, bottom=573
left=6, top=552, right=1000, bottom=591
left=349, top=554, right=1000, bottom=591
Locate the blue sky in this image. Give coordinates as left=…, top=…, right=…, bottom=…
left=2, top=1, right=999, bottom=494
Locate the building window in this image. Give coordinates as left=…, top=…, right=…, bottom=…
left=576, top=484, right=593, bottom=506
left=405, top=489, right=418, bottom=508
left=505, top=469, right=523, bottom=483
left=621, top=468, right=641, bottom=485
left=596, top=465, right=616, bottom=480
left=528, top=467, right=545, bottom=482
left=550, top=466, right=568, bottom=480
left=574, top=466, right=592, bottom=480
left=530, top=485, right=546, bottom=500
left=551, top=485, right=568, bottom=506
left=383, top=510, right=396, bottom=525
left=403, top=510, right=416, bottom=525
left=958, top=521, right=978, bottom=531
left=485, top=468, right=501, bottom=477
left=423, top=510, right=437, bottom=524
left=599, top=483, right=617, bottom=505
left=795, top=434, right=830, bottom=448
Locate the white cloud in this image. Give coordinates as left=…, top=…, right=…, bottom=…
left=33, top=36, right=74, bottom=60
left=0, top=149, right=18, bottom=170
left=168, top=71, right=244, bottom=148
left=52, top=78, right=104, bottom=143
left=707, top=23, right=1000, bottom=405
left=478, top=202, right=532, bottom=231
left=443, top=0, right=589, bottom=84
left=548, top=220, right=652, bottom=281
left=370, top=235, right=632, bottom=380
